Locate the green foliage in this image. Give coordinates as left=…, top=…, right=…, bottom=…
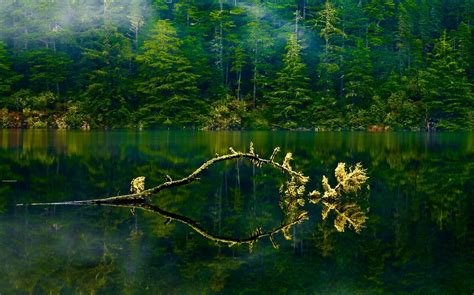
left=6, top=90, right=56, bottom=112
left=311, top=96, right=344, bottom=130
left=205, top=97, right=247, bottom=130
left=0, top=108, right=11, bottom=128
left=313, top=0, right=345, bottom=98
left=23, top=49, right=72, bottom=95
left=58, top=103, right=87, bottom=129
left=0, top=0, right=471, bottom=129
left=385, top=91, right=422, bottom=128
left=266, top=33, right=311, bottom=128
left=136, top=20, right=206, bottom=127
left=81, top=27, right=132, bottom=128
left=419, top=31, right=473, bottom=129
left=0, top=42, right=20, bottom=99
left=344, top=40, right=375, bottom=108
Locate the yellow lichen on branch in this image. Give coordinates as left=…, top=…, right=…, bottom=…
left=17, top=144, right=370, bottom=249
left=309, top=162, right=370, bottom=233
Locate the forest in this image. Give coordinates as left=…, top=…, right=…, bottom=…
left=0, top=0, right=473, bottom=130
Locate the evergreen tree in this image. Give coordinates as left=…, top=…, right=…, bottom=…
left=230, top=44, right=245, bottom=100
left=0, top=42, right=20, bottom=99
left=266, top=33, right=311, bottom=128
left=246, top=3, right=275, bottom=108
left=313, top=0, right=345, bottom=99
left=311, top=0, right=345, bottom=128
left=363, top=0, right=395, bottom=48
left=136, top=20, right=205, bottom=127
left=344, top=39, right=374, bottom=109
left=24, top=49, right=72, bottom=97
left=82, top=27, right=132, bottom=128
left=128, top=0, right=145, bottom=51
left=420, top=31, right=473, bottom=129
left=396, top=0, right=423, bottom=73
left=454, top=22, right=474, bottom=79
left=0, top=0, right=472, bottom=129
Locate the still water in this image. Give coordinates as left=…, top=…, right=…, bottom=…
left=0, top=130, right=473, bottom=294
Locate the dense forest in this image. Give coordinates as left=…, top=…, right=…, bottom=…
left=0, top=0, right=473, bottom=130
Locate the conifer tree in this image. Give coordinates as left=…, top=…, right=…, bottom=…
left=314, top=0, right=345, bottom=99
left=231, top=44, right=245, bottom=100
left=267, top=33, right=311, bottom=128
left=0, top=42, right=20, bottom=99
left=136, top=20, right=205, bottom=127
left=82, top=27, right=132, bottom=128
left=24, top=49, right=72, bottom=97
left=454, top=22, right=474, bottom=79
left=344, top=39, right=374, bottom=109
left=396, top=0, right=422, bottom=73
left=246, top=3, right=274, bottom=108
left=420, top=31, right=473, bottom=129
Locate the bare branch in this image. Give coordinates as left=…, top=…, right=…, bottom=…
left=41, top=148, right=308, bottom=205
left=16, top=145, right=368, bottom=248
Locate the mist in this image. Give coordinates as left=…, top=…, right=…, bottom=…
left=0, top=0, right=151, bottom=48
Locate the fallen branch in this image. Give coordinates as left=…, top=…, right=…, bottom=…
left=16, top=143, right=369, bottom=249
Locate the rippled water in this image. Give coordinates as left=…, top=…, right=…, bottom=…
left=0, top=130, right=473, bottom=294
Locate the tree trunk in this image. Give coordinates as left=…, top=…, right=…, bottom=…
left=237, top=70, right=242, bottom=100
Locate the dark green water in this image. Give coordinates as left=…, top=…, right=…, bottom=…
left=0, top=130, right=473, bottom=294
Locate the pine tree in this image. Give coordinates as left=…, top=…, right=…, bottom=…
left=0, top=42, right=20, bottom=99
left=246, top=3, right=275, bottom=108
left=314, top=0, right=345, bottom=99
left=362, top=0, right=397, bottom=83
left=363, top=0, right=395, bottom=48
left=128, top=0, right=145, bottom=51
left=24, top=49, right=72, bottom=97
left=396, top=0, right=423, bottom=73
left=267, top=33, right=311, bottom=128
left=82, top=27, right=132, bottom=128
left=344, top=39, right=374, bottom=109
left=136, top=20, right=205, bottom=127
left=231, top=44, right=245, bottom=100
left=420, top=31, right=473, bottom=129
left=454, top=22, right=474, bottom=79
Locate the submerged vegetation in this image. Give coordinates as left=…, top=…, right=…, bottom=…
left=0, top=0, right=472, bottom=130
left=20, top=143, right=369, bottom=250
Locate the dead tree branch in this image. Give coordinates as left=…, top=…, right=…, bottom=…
left=16, top=143, right=369, bottom=249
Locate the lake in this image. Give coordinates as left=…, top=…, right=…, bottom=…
left=0, top=130, right=473, bottom=294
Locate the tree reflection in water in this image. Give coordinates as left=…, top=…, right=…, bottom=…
left=0, top=130, right=473, bottom=293
left=19, top=143, right=369, bottom=251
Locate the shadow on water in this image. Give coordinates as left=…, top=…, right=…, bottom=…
left=0, top=130, right=473, bottom=294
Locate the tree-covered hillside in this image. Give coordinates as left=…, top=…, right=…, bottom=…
left=0, top=0, right=472, bottom=130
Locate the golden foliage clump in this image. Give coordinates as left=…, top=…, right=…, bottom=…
left=335, top=163, right=369, bottom=194
left=130, top=176, right=146, bottom=193
left=274, top=149, right=309, bottom=240
left=309, top=162, right=369, bottom=233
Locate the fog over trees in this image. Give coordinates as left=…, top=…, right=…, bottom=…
left=0, top=0, right=472, bottom=130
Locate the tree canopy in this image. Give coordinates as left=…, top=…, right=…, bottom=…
left=0, top=0, right=472, bottom=130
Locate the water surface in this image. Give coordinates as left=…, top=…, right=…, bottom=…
left=0, top=130, right=473, bottom=294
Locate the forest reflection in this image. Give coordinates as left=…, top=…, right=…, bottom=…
left=0, top=130, right=473, bottom=293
